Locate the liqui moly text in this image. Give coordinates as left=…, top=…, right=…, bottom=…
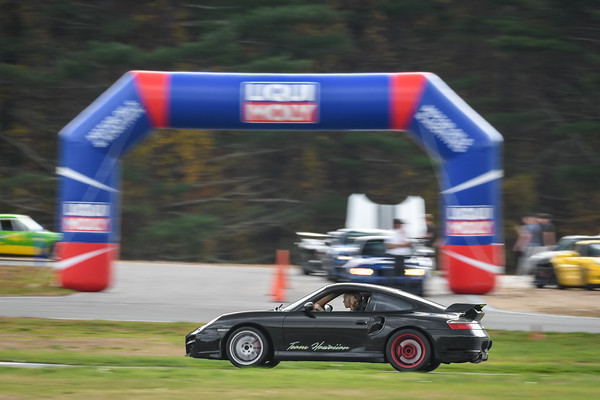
left=446, top=206, right=494, bottom=236
left=61, top=202, right=111, bottom=233
left=241, top=82, right=319, bottom=123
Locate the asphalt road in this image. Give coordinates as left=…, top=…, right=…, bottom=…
left=1, top=261, right=599, bottom=333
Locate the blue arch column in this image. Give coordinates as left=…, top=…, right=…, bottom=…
left=56, top=71, right=503, bottom=293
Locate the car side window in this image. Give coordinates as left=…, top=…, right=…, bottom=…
left=1, top=220, right=13, bottom=231
left=12, top=220, right=27, bottom=232
left=371, top=293, right=414, bottom=312
left=589, top=244, right=600, bottom=257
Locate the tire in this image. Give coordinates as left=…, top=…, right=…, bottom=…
left=422, top=359, right=441, bottom=372
left=386, top=329, right=431, bottom=372
left=261, top=359, right=280, bottom=368
left=45, top=243, right=56, bottom=260
left=226, top=327, right=270, bottom=368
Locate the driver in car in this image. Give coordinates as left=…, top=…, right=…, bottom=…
left=313, top=292, right=362, bottom=311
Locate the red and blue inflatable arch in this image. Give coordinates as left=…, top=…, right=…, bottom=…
left=56, top=71, right=504, bottom=294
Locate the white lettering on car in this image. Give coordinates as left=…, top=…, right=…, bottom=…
left=286, top=341, right=350, bottom=351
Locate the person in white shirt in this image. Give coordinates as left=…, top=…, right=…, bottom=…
left=385, top=218, right=412, bottom=275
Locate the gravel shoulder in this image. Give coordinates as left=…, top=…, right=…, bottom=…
left=481, top=284, right=600, bottom=318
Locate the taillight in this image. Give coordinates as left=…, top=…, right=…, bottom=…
left=447, top=321, right=480, bottom=330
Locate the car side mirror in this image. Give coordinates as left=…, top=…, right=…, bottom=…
left=303, top=302, right=314, bottom=311
left=324, top=304, right=333, bottom=312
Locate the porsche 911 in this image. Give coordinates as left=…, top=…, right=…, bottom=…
left=185, top=283, right=492, bottom=372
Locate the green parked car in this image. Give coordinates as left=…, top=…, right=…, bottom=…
left=0, top=214, right=62, bottom=259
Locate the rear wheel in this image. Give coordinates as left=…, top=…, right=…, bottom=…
left=45, top=243, right=56, bottom=260
left=226, top=327, right=269, bottom=368
left=386, top=329, right=431, bottom=372
left=422, top=359, right=441, bottom=372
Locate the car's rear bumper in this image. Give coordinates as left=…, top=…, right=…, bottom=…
left=434, top=334, right=493, bottom=364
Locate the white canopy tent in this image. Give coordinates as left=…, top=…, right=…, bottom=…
left=345, top=194, right=427, bottom=238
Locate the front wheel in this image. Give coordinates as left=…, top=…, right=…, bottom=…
left=45, top=243, right=56, bottom=260
left=386, top=329, right=431, bottom=372
left=261, top=359, right=280, bottom=368
left=226, top=327, right=270, bottom=368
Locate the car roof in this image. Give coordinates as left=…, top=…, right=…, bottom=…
left=575, top=240, right=600, bottom=245
left=561, top=235, right=600, bottom=239
left=320, top=282, right=445, bottom=308
left=353, top=235, right=391, bottom=242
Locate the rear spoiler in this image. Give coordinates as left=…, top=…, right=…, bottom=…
left=445, top=303, right=486, bottom=322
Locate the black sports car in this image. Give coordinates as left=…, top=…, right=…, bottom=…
left=185, top=283, right=492, bottom=372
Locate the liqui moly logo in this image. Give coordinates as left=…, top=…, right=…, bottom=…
left=61, top=202, right=111, bottom=233
left=241, top=82, right=319, bottom=123
left=446, top=206, right=494, bottom=236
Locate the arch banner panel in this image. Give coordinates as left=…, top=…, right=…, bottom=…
left=56, top=71, right=503, bottom=293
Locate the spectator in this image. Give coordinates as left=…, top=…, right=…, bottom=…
left=422, top=214, right=437, bottom=248
left=538, top=213, right=556, bottom=247
left=385, top=218, right=412, bottom=276
left=514, top=213, right=543, bottom=275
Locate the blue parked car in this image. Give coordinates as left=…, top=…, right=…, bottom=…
left=322, top=229, right=391, bottom=280
left=326, top=235, right=435, bottom=296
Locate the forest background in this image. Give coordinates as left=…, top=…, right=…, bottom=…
left=1, top=0, right=598, bottom=272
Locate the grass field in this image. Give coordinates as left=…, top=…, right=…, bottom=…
left=1, top=318, right=599, bottom=399
left=0, top=265, right=74, bottom=297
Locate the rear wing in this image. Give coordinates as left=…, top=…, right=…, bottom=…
left=445, top=303, right=486, bottom=322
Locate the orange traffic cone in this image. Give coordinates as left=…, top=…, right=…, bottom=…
left=276, top=250, right=290, bottom=289
left=271, top=264, right=286, bottom=302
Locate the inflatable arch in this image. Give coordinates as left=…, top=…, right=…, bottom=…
left=56, top=71, right=504, bottom=294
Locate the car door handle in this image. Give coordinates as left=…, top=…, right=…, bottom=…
left=355, top=320, right=368, bottom=325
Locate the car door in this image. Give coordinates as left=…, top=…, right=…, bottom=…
left=0, top=219, right=34, bottom=256
left=281, top=310, right=371, bottom=359
left=281, top=293, right=373, bottom=360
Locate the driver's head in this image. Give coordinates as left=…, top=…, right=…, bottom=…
left=343, top=292, right=362, bottom=310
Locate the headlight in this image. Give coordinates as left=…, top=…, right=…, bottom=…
left=337, top=255, right=353, bottom=261
left=404, top=268, right=426, bottom=276
left=190, top=317, right=220, bottom=335
left=190, top=326, right=206, bottom=336
left=350, top=267, right=374, bottom=276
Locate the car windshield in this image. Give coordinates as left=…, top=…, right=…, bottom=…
left=280, top=287, right=327, bottom=312
left=588, top=244, right=600, bottom=257
left=16, top=216, right=45, bottom=232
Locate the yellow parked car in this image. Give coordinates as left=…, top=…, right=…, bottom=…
left=0, top=214, right=62, bottom=259
left=550, top=240, right=600, bottom=289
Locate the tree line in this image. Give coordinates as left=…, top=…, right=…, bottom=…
left=1, top=0, right=599, bottom=266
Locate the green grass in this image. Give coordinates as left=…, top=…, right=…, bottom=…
left=0, top=318, right=599, bottom=399
left=0, top=265, right=74, bottom=296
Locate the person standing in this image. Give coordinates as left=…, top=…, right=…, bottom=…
left=386, top=218, right=412, bottom=276
left=514, top=213, right=543, bottom=275
left=538, top=213, right=556, bottom=248
left=422, top=214, right=437, bottom=248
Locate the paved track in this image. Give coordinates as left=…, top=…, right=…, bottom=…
left=1, top=261, right=599, bottom=332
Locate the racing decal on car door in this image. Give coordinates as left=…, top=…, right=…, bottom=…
left=286, top=341, right=350, bottom=351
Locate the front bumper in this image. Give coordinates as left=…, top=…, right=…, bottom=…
left=185, top=328, right=227, bottom=359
